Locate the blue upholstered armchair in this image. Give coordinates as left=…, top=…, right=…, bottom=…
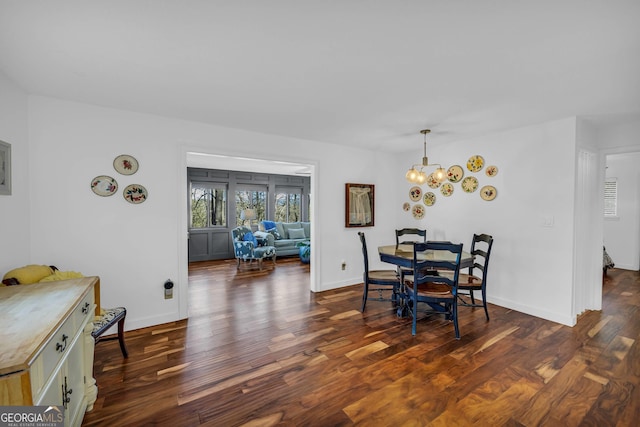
left=230, top=226, right=277, bottom=270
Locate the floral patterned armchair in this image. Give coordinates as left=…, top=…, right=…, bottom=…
left=231, top=226, right=277, bottom=270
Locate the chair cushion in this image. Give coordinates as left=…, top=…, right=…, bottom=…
left=369, top=270, right=398, bottom=281
left=92, top=307, right=126, bottom=337
left=254, top=245, right=276, bottom=258
left=416, top=282, right=452, bottom=296
left=457, top=273, right=482, bottom=287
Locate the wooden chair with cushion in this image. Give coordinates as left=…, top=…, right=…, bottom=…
left=358, top=232, right=401, bottom=312
left=395, top=228, right=429, bottom=282
left=403, top=241, right=463, bottom=338
left=395, top=228, right=427, bottom=246
left=92, top=307, right=129, bottom=358
left=457, top=233, right=494, bottom=320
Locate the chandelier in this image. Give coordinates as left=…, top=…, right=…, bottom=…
left=405, top=129, right=446, bottom=185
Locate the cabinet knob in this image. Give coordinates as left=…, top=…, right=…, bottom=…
left=82, top=302, right=91, bottom=313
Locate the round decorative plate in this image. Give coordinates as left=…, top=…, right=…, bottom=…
left=485, top=165, right=498, bottom=177
left=447, top=165, right=464, bottom=183
left=440, top=183, right=454, bottom=197
left=402, top=202, right=410, bottom=211
left=123, top=184, right=148, bottom=204
left=412, top=204, right=425, bottom=219
left=424, top=192, right=436, bottom=206
left=409, top=186, right=422, bottom=201
left=113, top=154, right=139, bottom=175
left=461, top=176, right=479, bottom=193
left=480, top=185, right=497, bottom=201
left=466, top=155, right=485, bottom=172
left=91, top=175, right=118, bottom=197
left=427, top=173, right=442, bottom=188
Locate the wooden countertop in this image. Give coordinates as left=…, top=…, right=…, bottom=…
left=0, top=277, right=98, bottom=376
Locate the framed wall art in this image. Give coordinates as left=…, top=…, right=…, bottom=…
left=0, top=140, right=11, bottom=195
left=345, top=183, right=375, bottom=227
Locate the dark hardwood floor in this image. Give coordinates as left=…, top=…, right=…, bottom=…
left=82, top=259, right=639, bottom=426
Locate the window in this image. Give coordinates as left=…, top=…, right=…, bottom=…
left=190, top=183, right=227, bottom=228
left=275, top=187, right=303, bottom=222
left=604, top=178, right=618, bottom=217
left=236, top=186, right=267, bottom=226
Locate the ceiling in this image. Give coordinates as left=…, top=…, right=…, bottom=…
left=0, top=1, right=638, bottom=153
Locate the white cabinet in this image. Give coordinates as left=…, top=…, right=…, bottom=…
left=0, top=277, right=99, bottom=427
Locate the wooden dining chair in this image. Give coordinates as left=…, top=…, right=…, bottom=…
left=395, top=228, right=427, bottom=245
left=403, top=241, right=463, bottom=338
left=358, top=232, right=401, bottom=312
left=457, top=233, right=494, bottom=320
left=395, top=228, right=427, bottom=282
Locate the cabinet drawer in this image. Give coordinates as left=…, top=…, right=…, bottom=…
left=39, top=316, right=76, bottom=393
left=73, top=291, right=95, bottom=331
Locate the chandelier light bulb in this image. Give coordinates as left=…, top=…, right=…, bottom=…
left=405, top=168, right=419, bottom=183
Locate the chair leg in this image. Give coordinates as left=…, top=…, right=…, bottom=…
left=361, top=280, right=369, bottom=312
left=482, top=289, right=490, bottom=321
left=117, top=315, right=129, bottom=358
left=453, top=302, right=460, bottom=339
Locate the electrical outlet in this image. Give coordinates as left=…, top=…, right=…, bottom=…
left=164, top=279, right=174, bottom=299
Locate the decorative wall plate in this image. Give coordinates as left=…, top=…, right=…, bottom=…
left=466, top=155, right=484, bottom=172
left=123, top=184, right=148, bottom=204
left=485, top=165, right=498, bottom=177
left=113, top=154, right=139, bottom=175
left=403, top=202, right=410, bottom=211
left=447, top=165, right=464, bottom=183
left=461, top=176, right=479, bottom=193
left=424, top=192, right=436, bottom=206
left=409, top=186, right=422, bottom=201
left=91, top=175, right=118, bottom=197
left=427, top=173, right=441, bottom=188
left=412, top=204, right=425, bottom=219
left=440, top=183, right=454, bottom=197
left=480, top=185, right=497, bottom=201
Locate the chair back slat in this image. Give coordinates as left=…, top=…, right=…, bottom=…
left=395, top=228, right=427, bottom=245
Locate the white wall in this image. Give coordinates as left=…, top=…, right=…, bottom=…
left=393, top=118, right=579, bottom=325
left=8, top=87, right=611, bottom=330
left=599, top=118, right=640, bottom=271
left=0, top=71, right=30, bottom=273
left=604, top=152, right=640, bottom=270
left=26, top=96, right=398, bottom=330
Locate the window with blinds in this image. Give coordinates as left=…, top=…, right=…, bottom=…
left=604, top=178, right=618, bottom=217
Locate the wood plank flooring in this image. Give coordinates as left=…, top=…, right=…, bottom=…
left=82, top=260, right=639, bottom=426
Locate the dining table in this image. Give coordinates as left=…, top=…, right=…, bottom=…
left=378, top=244, right=474, bottom=270
left=378, top=243, right=474, bottom=318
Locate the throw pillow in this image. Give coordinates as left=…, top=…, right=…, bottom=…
left=266, top=227, right=281, bottom=240
left=243, top=231, right=258, bottom=247
left=288, top=228, right=306, bottom=239
left=262, top=220, right=276, bottom=231
left=2, top=264, right=55, bottom=286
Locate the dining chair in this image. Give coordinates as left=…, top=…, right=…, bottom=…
left=403, top=241, right=463, bottom=338
left=457, top=233, right=494, bottom=320
left=395, top=228, right=427, bottom=245
left=395, top=228, right=427, bottom=282
left=358, top=232, right=401, bottom=312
